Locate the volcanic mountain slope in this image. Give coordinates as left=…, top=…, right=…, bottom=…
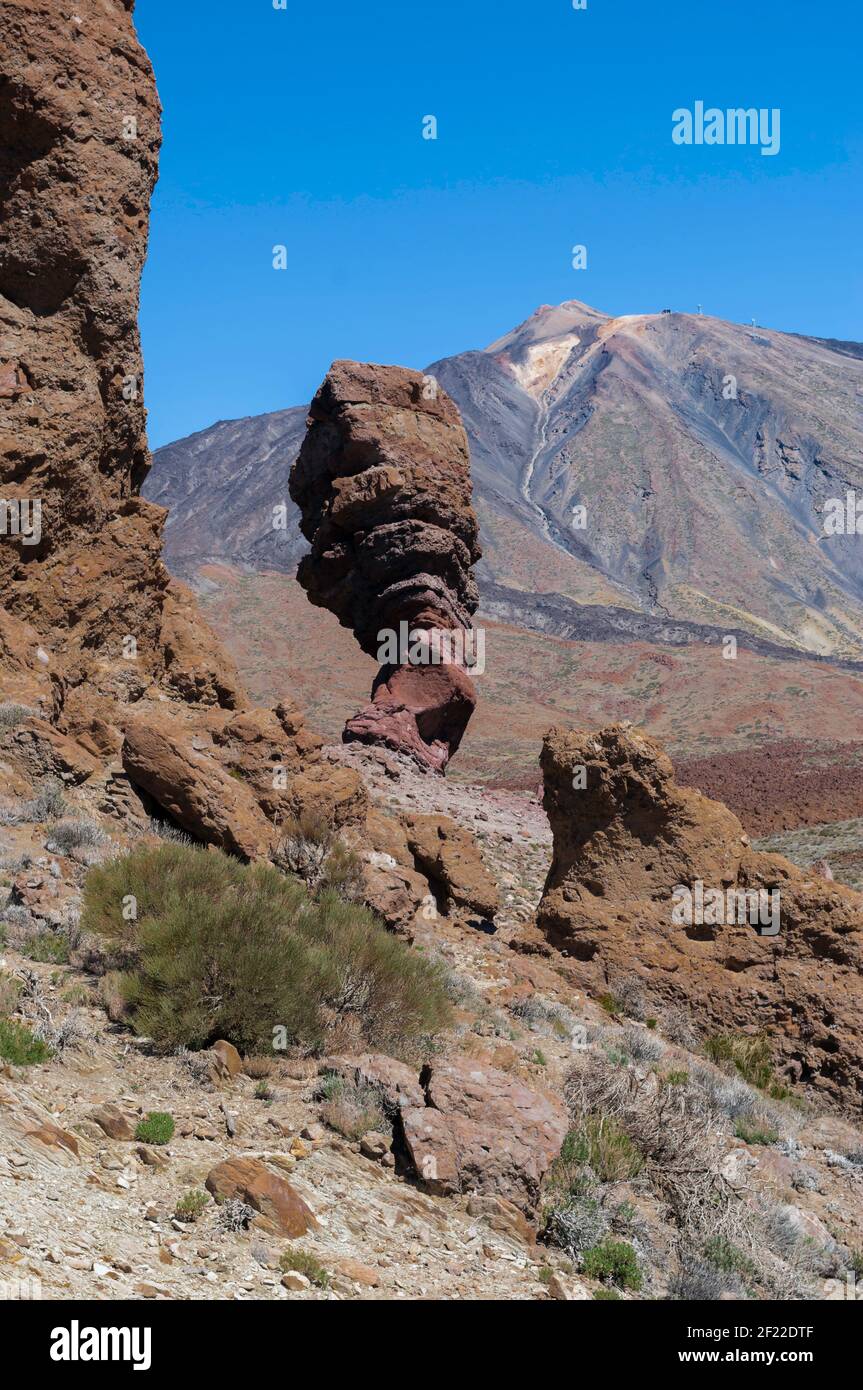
left=148, top=300, right=863, bottom=659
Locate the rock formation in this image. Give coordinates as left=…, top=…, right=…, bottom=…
left=0, top=0, right=496, bottom=941
left=289, top=361, right=483, bottom=772
left=536, top=724, right=863, bottom=1109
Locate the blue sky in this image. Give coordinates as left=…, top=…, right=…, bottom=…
left=136, top=0, right=862, bottom=448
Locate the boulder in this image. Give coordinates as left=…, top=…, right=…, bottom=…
left=122, top=711, right=274, bottom=860
left=205, top=1158, right=318, bottom=1237
left=402, top=812, right=499, bottom=920
left=399, top=1056, right=568, bottom=1213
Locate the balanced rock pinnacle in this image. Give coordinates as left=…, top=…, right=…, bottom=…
left=289, top=361, right=483, bottom=772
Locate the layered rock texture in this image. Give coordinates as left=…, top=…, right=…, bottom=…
left=537, top=725, right=863, bottom=1109
left=289, top=362, right=483, bottom=772
left=0, top=0, right=495, bottom=937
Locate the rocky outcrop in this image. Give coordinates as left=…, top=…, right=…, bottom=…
left=289, top=361, right=483, bottom=772
left=0, top=0, right=242, bottom=731
left=0, top=0, right=373, bottom=866
left=536, top=724, right=863, bottom=1109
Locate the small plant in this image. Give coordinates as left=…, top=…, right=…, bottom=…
left=734, top=1117, right=779, bottom=1146
left=546, top=1195, right=610, bottom=1260
left=243, top=1054, right=276, bottom=1080
left=582, top=1238, right=642, bottom=1291
left=174, top=1189, right=209, bottom=1222
left=662, top=1069, right=690, bottom=1087
left=135, top=1111, right=175, bottom=1145
left=621, top=1023, right=664, bottom=1063
left=668, top=1254, right=745, bottom=1301
left=273, top=808, right=362, bottom=899
left=560, top=1117, right=643, bottom=1184
left=46, top=819, right=107, bottom=855
left=703, top=1236, right=757, bottom=1280
left=254, top=1078, right=273, bottom=1102
left=594, top=1287, right=622, bottom=1300
left=0, top=1017, right=53, bottom=1065
left=598, top=992, right=622, bottom=1017
left=0, top=702, right=34, bottom=731
left=530, top=1048, right=548, bottom=1067
left=23, top=930, right=70, bottom=965
left=215, top=1197, right=254, bottom=1234
left=26, top=780, right=67, bottom=823
left=318, top=1073, right=386, bottom=1140
left=704, top=1032, right=789, bottom=1097
left=537, top=1265, right=554, bottom=1286
left=279, top=1246, right=329, bottom=1288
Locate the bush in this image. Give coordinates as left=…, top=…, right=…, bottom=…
left=319, top=1074, right=386, bottom=1140
left=594, top=1287, right=622, bottom=1300
left=25, top=780, right=66, bottom=823
left=735, top=1118, right=779, bottom=1146
left=0, top=702, right=34, bottom=731
left=582, top=1239, right=642, bottom=1290
left=561, top=1117, right=644, bottom=1184
left=704, top=1033, right=789, bottom=1098
left=135, top=1112, right=175, bottom=1145
left=81, top=844, right=451, bottom=1057
left=279, top=1246, right=329, bottom=1288
left=546, top=1195, right=610, bottom=1259
left=175, top=1189, right=209, bottom=1222
left=0, top=1017, right=53, bottom=1065
left=23, top=930, right=70, bottom=964
left=46, top=819, right=107, bottom=855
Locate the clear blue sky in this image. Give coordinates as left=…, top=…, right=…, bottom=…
left=136, top=0, right=862, bottom=448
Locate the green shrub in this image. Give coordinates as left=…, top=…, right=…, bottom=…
left=319, top=1074, right=386, bottom=1140
left=81, top=844, right=451, bottom=1056
left=279, top=1246, right=329, bottom=1287
left=734, top=1118, right=779, bottom=1146
left=0, top=1017, right=52, bottom=1065
left=551, top=1118, right=643, bottom=1187
left=582, top=1238, right=642, bottom=1290
left=175, top=1189, right=209, bottom=1222
left=704, top=1033, right=789, bottom=1097
left=24, top=930, right=70, bottom=964
left=135, top=1112, right=175, bottom=1145
left=598, top=992, right=622, bottom=1017
left=254, top=1079, right=273, bottom=1102
left=703, top=1236, right=757, bottom=1279
left=594, top=1287, right=622, bottom=1300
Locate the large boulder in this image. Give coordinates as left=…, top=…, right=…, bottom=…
left=402, top=813, right=499, bottom=920
left=205, top=1158, right=318, bottom=1237
left=536, top=724, right=863, bottom=1109
left=399, top=1056, right=568, bottom=1213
